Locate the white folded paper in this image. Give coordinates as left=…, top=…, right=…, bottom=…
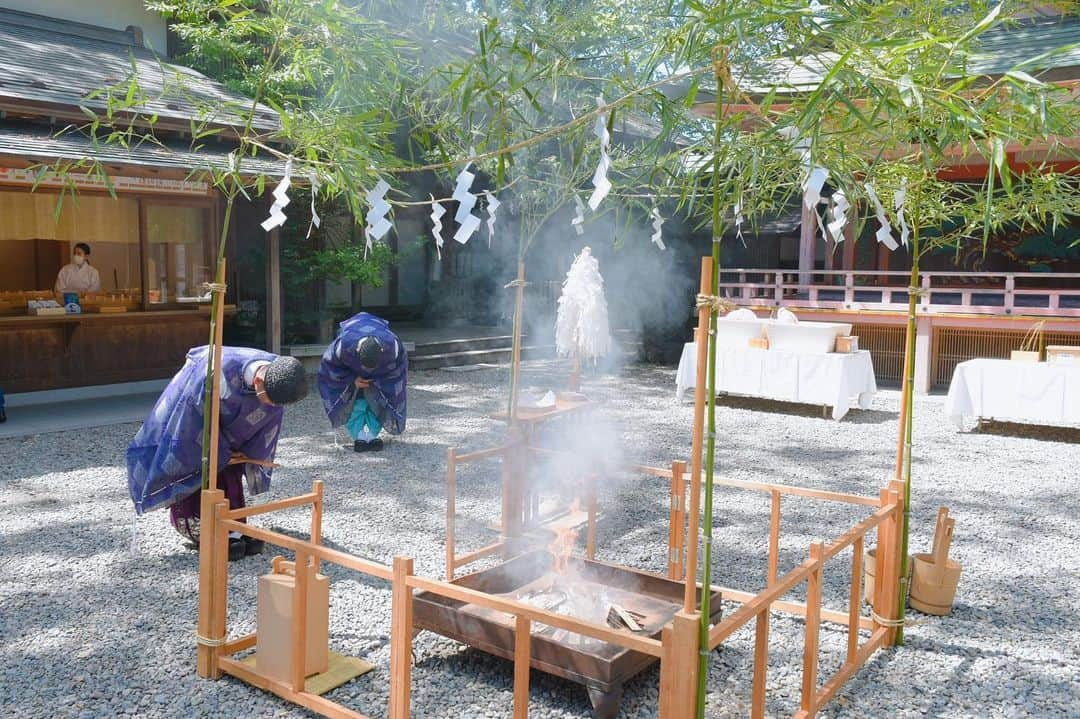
left=261, top=158, right=292, bottom=232
left=430, top=194, right=446, bottom=260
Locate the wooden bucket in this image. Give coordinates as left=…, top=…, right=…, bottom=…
left=909, top=553, right=962, bottom=615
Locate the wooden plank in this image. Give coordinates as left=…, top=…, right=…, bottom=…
left=446, top=449, right=456, bottom=581
left=312, top=481, right=324, bottom=576
left=450, top=541, right=506, bottom=571
left=800, top=543, right=824, bottom=717
left=751, top=607, right=770, bottom=719
left=822, top=505, right=894, bottom=561
left=659, top=611, right=699, bottom=719
left=407, top=576, right=664, bottom=656
left=685, top=256, right=713, bottom=612
left=389, top=557, right=414, bottom=719
left=222, top=633, right=257, bottom=656
left=219, top=656, right=370, bottom=719
left=196, top=488, right=225, bottom=678
left=292, top=550, right=311, bottom=692
left=694, top=475, right=880, bottom=507
left=669, top=461, right=686, bottom=580
left=811, top=627, right=890, bottom=712
left=210, top=499, right=231, bottom=679
left=454, top=444, right=517, bottom=463
left=219, top=520, right=393, bottom=581
left=848, top=538, right=863, bottom=663
left=223, top=492, right=319, bottom=520
left=714, top=586, right=875, bottom=631
left=513, top=616, right=530, bottom=719
left=768, top=490, right=780, bottom=584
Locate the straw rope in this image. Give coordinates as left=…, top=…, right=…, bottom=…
left=201, top=282, right=228, bottom=294
left=503, top=279, right=529, bottom=289
left=695, top=293, right=738, bottom=313
left=195, top=632, right=227, bottom=647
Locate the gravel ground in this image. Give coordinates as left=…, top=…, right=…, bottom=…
left=1, top=359, right=1078, bottom=718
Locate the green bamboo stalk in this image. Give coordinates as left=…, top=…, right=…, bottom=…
left=895, top=198, right=921, bottom=644
left=199, top=191, right=236, bottom=490
left=695, top=48, right=726, bottom=718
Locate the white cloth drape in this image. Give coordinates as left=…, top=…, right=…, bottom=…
left=944, top=358, right=1080, bottom=428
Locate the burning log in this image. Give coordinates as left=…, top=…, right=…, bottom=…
left=606, top=604, right=646, bottom=632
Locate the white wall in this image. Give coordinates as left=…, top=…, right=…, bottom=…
left=0, top=0, right=168, bottom=54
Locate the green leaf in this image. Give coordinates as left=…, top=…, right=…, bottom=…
left=1004, top=70, right=1045, bottom=88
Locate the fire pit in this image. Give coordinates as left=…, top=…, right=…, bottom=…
left=413, top=550, right=723, bottom=718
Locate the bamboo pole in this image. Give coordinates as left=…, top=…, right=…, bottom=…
left=507, top=261, right=526, bottom=426
left=683, top=256, right=712, bottom=613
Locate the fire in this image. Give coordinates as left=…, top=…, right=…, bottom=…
left=550, top=498, right=582, bottom=574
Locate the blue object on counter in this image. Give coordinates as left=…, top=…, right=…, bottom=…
left=63, top=292, right=81, bottom=314
left=0, top=386, right=6, bottom=423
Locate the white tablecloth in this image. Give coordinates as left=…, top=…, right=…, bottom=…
left=944, top=358, right=1080, bottom=429
left=675, top=343, right=877, bottom=421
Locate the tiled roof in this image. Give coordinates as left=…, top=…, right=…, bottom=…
left=0, top=122, right=285, bottom=177
left=0, top=8, right=278, bottom=131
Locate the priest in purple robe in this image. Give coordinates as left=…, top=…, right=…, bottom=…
left=127, top=346, right=308, bottom=560
left=318, top=313, right=408, bottom=452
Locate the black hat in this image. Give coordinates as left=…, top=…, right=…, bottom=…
left=262, top=356, right=308, bottom=405
left=357, top=336, right=382, bottom=370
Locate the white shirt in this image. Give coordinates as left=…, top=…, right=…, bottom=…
left=55, top=263, right=101, bottom=294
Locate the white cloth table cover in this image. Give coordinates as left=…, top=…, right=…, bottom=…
left=675, top=343, right=877, bottom=421
left=944, top=358, right=1080, bottom=429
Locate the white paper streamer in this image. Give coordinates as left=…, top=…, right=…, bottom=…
left=572, top=195, right=586, bottom=236
left=260, top=158, right=292, bottom=232
left=650, top=207, right=666, bottom=250
left=555, top=247, right=611, bottom=361
left=429, top=194, right=446, bottom=260
left=803, top=166, right=829, bottom=209
left=894, top=179, right=910, bottom=247
left=734, top=195, right=746, bottom=246
left=587, top=97, right=612, bottom=211
left=365, top=179, right=393, bottom=241
left=827, top=189, right=850, bottom=241
left=484, top=191, right=500, bottom=248
left=452, top=163, right=481, bottom=244
left=306, top=170, right=321, bottom=239
left=864, top=184, right=899, bottom=251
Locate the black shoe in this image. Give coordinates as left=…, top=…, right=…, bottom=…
left=353, top=438, right=384, bottom=452
left=228, top=537, right=246, bottom=561
left=244, top=536, right=265, bottom=556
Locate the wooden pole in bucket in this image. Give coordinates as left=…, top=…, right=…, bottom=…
left=683, top=256, right=713, bottom=613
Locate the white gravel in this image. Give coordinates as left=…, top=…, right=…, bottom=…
left=1, top=360, right=1078, bottom=718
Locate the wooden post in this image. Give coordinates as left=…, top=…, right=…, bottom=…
left=886, top=481, right=905, bottom=645
left=311, top=480, right=324, bottom=575
left=389, top=556, right=414, bottom=719
left=659, top=611, right=700, bottom=719
left=847, top=537, right=863, bottom=663
left=197, top=259, right=228, bottom=679
left=668, top=461, right=686, bottom=580
left=684, top=257, right=713, bottom=612
left=800, top=542, right=824, bottom=717
left=266, top=227, right=282, bottom=354
left=291, top=549, right=310, bottom=693
left=513, top=615, right=531, bottom=719
left=586, top=475, right=598, bottom=561
left=446, top=449, right=456, bottom=580
left=768, top=490, right=781, bottom=585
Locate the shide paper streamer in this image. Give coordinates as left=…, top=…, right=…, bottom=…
left=484, top=191, right=500, bottom=248
left=429, top=194, right=446, bottom=260
left=894, top=179, right=910, bottom=248
left=364, top=179, right=393, bottom=256
left=734, top=195, right=746, bottom=246
left=827, top=189, right=850, bottom=242
left=572, top=195, right=586, bottom=236
left=650, top=207, right=666, bottom=250
left=452, top=163, right=481, bottom=244
left=864, top=183, right=899, bottom=251
left=306, top=170, right=321, bottom=239
left=260, top=158, right=292, bottom=232
left=588, top=98, right=612, bottom=211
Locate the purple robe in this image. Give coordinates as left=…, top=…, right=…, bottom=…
left=127, top=346, right=284, bottom=515
left=317, top=313, right=408, bottom=435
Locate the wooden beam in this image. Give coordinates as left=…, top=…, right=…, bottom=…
left=513, top=616, right=531, bottom=719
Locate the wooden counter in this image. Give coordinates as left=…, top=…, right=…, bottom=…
left=0, top=309, right=214, bottom=392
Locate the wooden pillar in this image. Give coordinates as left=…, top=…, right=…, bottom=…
left=800, top=542, right=824, bottom=717
left=446, top=449, right=456, bottom=580
left=389, top=556, right=414, bottom=719
left=659, top=611, right=700, bottom=718
left=684, top=258, right=713, bottom=612
left=513, top=616, right=531, bottom=719
left=266, top=226, right=282, bottom=354
left=913, top=316, right=933, bottom=394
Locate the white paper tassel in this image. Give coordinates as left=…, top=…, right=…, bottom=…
left=306, top=170, right=321, bottom=239
left=365, top=179, right=393, bottom=241
left=484, top=191, right=500, bottom=248
left=864, top=183, right=899, bottom=251
left=650, top=207, right=666, bottom=250
left=572, top=195, right=586, bottom=235
left=430, top=194, right=446, bottom=260
left=452, top=162, right=481, bottom=244
left=827, top=189, right=849, bottom=241
left=588, top=98, right=612, bottom=211
left=803, top=166, right=829, bottom=209
left=894, top=179, right=910, bottom=247
left=734, top=195, right=746, bottom=246
left=555, top=247, right=612, bottom=362
left=261, top=158, right=293, bottom=231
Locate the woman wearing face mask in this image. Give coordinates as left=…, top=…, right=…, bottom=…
left=55, top=242, right=101, bottom=295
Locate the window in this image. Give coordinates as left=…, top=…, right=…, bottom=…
left=145, top=204, right=212, bottom=304
left=0, top=190, right=140, bottom=296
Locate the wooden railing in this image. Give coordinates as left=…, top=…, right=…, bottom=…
left=715, top=269, right=1080, bottom=317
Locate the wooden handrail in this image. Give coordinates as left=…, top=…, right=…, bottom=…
left=222, top=491, right=319, bottom=520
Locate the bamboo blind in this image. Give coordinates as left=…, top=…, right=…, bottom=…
left=932, top=327, right=1080, bottom=388
left=851, top=323, right=907, bottom=384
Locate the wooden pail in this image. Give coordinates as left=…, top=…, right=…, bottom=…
left=909, top=552, right=962, bottom=616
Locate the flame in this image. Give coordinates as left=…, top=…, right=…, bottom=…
left=550, top=499, right=581, bottom=574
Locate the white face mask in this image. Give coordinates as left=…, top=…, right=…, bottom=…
left=73, top=255, right=86, bottom=266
